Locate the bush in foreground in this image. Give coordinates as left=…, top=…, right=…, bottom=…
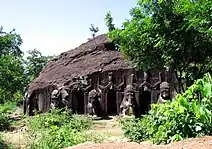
left=0, top=102, right=16, bottom=131
left=0, top=135, right=14, bottom=149
left=120, top=73, right=212, bottom=144
left=27, top=108, right=105, bottom=149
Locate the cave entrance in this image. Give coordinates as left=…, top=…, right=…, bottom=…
left=107, top=89, right=117, bottom=115
left=75, top=90, right=84, bottom=114
left=140, top=91, right=151, bottom=115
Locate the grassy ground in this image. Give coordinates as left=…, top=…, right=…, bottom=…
left=0, top=106, right=127, bottom=149
left=0, top=106, right=29, bottom=149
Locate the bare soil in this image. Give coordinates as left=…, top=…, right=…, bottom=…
left=67, top=117, right=212, bottom=149
left=67, top=136, right=212, bottom=149
left=1, top=107, right=29, bottom=149
left=3, top=111, right=212, bottom=149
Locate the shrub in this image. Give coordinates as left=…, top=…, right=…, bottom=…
left=0, top=135, right=14, bottom=149
left=0, top=102, right=16, bottom=131
left=27, top=109, right=98, bottom=149
left=120, top=73, right=212, bottom=144
left=0, top=102, right=16, bottom=114
left=28, top=109, right=92, bottom=132
left=0, top=114, right=9, bottom=131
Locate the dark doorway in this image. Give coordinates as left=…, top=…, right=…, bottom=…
left=107, top=89, right=117, bottom=115
left=140, top=91, right=151, bottom=115
left=75, top=90, right=84, bottom=114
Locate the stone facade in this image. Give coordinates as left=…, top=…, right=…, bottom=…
left=24, top=34, right=177, bottom=117
left=24, top=69, right=176, bottom=117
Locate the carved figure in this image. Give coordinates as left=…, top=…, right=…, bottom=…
left=23, top=91, right=30, bottom=115
left=115, top=76, right=125, bottom=91
left=139, top=72, right=151, bottom=91
left=87, top=89, right=97, bottom=115
left=67, top=77, right=80, bottom=92
left=130, top=74, right=138, bottom=90
left=80, top=75, right=89, bottom=86
left=50, top=86, right=69, bottom=108
left=139, top=71, right=152, bottom=115
left=152, top=71, right=168, bottom=90
left=23, top=90, right=39, bottom=116
left=98, top=72, right=113, bottom=91
left=83, top=77, right=92, bottom=92
left=151, top=72, right=165, bottom=104
left=87, top=89, right=102, bottom=117
left=120, top=85, right=135, bottom=116
left=157, top=82, right=171, bottom=104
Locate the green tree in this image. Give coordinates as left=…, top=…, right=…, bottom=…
left=0, top=55, right=25, bottom=103
left=109, top=0, right=212, bottom=92
left=0, top=26, right=53, bottom=103
left=0, top=26, right=25, bottom=103
left=105, top=11, right=115, bottom=32
left=89, top=24, right=99, bottom=38
left=0, top=26, right=23, bottom=56
left=25, top=49, right=54, bottom=82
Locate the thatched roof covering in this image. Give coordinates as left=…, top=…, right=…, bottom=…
left=28, top=34, right=134, bottom=91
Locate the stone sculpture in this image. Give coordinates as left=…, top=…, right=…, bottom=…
left=157, top=82, right=171, bottom=104
left=115, top=76, right=125, bottom=114
left=115, top=76, right=125, bottom=91
left=23, top=90, right=39, bottom=116
left=23, top=91, right=30, bottom=115
left=80, top=75, right=89, bottom=86
left=139, top=71, right=152, bottom=115
left=139, top=71, right=152, bottom=91
left=151, top=72, right=164, bottom=104
left=130, top=74, right=139, bottom=90
left=87, top=89, right=97, bottom=115
left=98, top=72, right=113, bottom=91
left=96, top=73, right=114, bottom=116
left=87, top=89, right=102, bottom=117
left=50, top=86, right=69, bottom=109
left=120, top=85, right=135, bottom=116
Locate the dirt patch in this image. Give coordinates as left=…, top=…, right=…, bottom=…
left=1, top=131, right=27, bottom=149
left=67, top=136, right=212, bottom=149
left=66, top=117, right=212, bottom=149
left=92, top=116, right=123, bottom=137
left=1, top=107, right=29, bottom=149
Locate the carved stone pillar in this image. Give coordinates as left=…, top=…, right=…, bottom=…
left=134, top=91, right=140, bottom=107
left=134, top=90, right=140, bottom=116
left=72, top=91, right=77, bottom=113
left=67, top=91, right=73, bottom=110
left=116, top=91, right=123, bottom=115
left=151, top=89, right=160, bottom=104
left=84, top=91, right=89, bottom=114
left=100, top=90, right=107, bottom=116
left=44, top=88, right=50, bottom=112
left=38, top=92, right=44, bottom=112
left=46, top=89, right=51, bottom=111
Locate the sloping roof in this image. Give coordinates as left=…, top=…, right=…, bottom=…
left=28, top=34, right=134, bottom=91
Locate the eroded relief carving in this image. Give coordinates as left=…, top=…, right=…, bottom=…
left=115, top=76, right=125, bottom=114
left=157, top=82, right=171, bottom=104
left=98, top=72, right=113, bottom=91
left=50, top=86, right=69, bottom=109
left=120, top=85, right=135, bottom=116
left=139, top=71, right=152, bottom=115
left=87, top=88, right=103, bottom=117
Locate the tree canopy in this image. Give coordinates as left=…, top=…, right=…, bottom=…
left=0, top=27, right=23, bottom=56
left=108, top=0, right=212, bottom=92
left=25, top=49, right=55, bottom=82
left=0, top=26, right=53, bottom=103
left=105, top=11, right=115, bottom=32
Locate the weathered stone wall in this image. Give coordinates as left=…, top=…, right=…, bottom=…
left=25, top=34, right=178, bottom=116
